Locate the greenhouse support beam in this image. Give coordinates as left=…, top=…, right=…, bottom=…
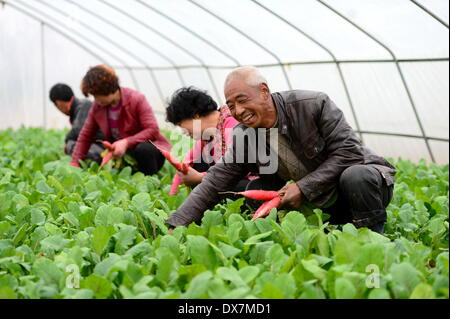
left=4, top=1, right=166, bottom=113
left=357, top=131, right=448, bottom=143
left=41, top=22, right=47, bottom=129
left=3, top=1, right=107, bottom=64
left=103, top=0, right=225, bottom=97
left=13, top=0, right=139, bottom=92
left=3, top=0, right=134, bottom=125
left=251, top=0, right=363, bottom=143
left=317, top=0, right=436, bottom=163
left=135, top=0, right=240, bottom=67
left=111, top=57, right=449, bottom=71
left=65, top=0, right=183, bottom=90
left=188, top=0, right=293, bottom=91
left=410, top=0, right=449, bottom=29
left=147, top=68, right=165, bottom=106
left=102, top=0, right=224, bottom=100
left=99, top=0, right=223, bottom=104
left=39, top=0, right=145, bottom=91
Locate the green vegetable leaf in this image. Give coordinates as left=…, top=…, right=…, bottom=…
left=81, top=274, right=112, bottom=299
left=92, top=225, right=116, bottom=256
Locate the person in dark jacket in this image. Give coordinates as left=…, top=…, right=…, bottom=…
left=49, top=83, right=105, bottom=163
left=165, top=87, right=267, bottom=208
left=166, top=66, right=396, bottom=234
left=165, top=87, right=262, bottom=195
left=70, top=65, right=170, bottom=175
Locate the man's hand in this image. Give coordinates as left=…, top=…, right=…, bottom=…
left=112, top=139, right=128, bottom=159
left=178, top=167, right=204, bottom=187
left=279, top=183, right=303, bottom=209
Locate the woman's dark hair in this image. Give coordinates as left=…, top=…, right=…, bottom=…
left=166, top=86, right=218, bottom=125
left=49, top=83, right=74, bottom=103
left=81, top=64, right=120, bottom=97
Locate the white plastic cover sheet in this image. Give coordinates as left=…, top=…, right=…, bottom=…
left=0, top=0, right=448, bottom=164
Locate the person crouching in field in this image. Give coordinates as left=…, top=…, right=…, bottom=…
left=70, top=65, right=170, bottom=175
left=166, top=66, right=396, bottom=234
left=49, top=83, right=105, bottom=164
left=165, top=87, right=274, bottom=204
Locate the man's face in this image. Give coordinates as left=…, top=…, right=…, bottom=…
left=94, top=92, right=117, bottom=107
left=54, top=100, right=70, bottom=116
left=224, top=77, right=270, bottom=128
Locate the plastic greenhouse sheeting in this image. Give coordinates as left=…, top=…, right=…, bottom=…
left=0, top=0, right=448, bottom=164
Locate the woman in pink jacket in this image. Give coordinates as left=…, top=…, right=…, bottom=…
left=166, top=87, right=258, bottom=197
left=71, top=65, right=171, bottom=175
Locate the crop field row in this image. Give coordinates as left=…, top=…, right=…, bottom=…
left=0, top=128, right=448, bottom=299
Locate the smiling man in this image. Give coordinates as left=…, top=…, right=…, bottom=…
left=166, top=66, right=396, bottom=234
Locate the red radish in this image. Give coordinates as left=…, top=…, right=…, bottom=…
left=100, top=151, right=113, bottom=167
left=149, top=141, right=189, bottom=174
left=98, top=140, right=114, bottom=151
left=219, top=190, right=279, bottom=201
left=169, top=180, right=179, bottom=196
left=252, top=196, right=281, bottom=221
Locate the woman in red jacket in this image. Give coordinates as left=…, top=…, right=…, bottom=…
left=70, top=65, right=171, bottom=175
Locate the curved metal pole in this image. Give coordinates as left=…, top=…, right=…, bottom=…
left=100, top=0, right=185, bottom=88
left=41, top=22, right=47, bottom=129
left=356, top=130, right=448, bottom=143
left=101, top=0, right=188, bottom=85
left=3, top=1, right=108, bottom=64
left=16, top=0, right=140, bottom=90
left=147, top=68, right=166, bottom=106
left=251, top=0, right=364, bottom=143
left=100, top=0, right=224, bottom=103
left=65, top=0, right=184, bottom=91
left=317, top=0, right=436, bottom=162
left=68, top=0, right=178, bottom=66
left=136, top=0, right=247, bottom=103
left=410, top=0, right=449, bottom=28
left=188, top=0, right=293, bottom=90
left=3, top=0, right=118, bottom=128
left=39, top=0, right=150, bottom=90
left=126, top=69, right=141, bottom=92
left=4, top=2, right=166, bottom=122
left=93, top=0, right=185, bottom=93
left=135, top=0, right=240, bottom=67
left=113, top=57, right=449, bottom=71
left=38, top=0, right=164, bottom=91
left=11, top=0, right=139, bottom=90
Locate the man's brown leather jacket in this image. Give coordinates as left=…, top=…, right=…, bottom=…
left=166, top=90, right=396, bottom=227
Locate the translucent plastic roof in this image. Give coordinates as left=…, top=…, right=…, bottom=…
left=0, top=0, right=448, bottom=164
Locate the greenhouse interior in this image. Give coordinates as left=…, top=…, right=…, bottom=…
left=0, top=0, right=448, bottom=302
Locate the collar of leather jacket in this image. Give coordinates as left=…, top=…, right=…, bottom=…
left=271, top=92, right=290, bottom=136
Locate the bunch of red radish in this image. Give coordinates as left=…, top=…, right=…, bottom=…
left=100, top=141, right=114, bottom=167
left=222, top=190, right=282, bottom=221
left=151, top=140, right=282, bottom=221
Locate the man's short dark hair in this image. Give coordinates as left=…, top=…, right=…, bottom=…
left=166, top=86, right=218, bottom=125
left=49, top=83, right=74, bottom=103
